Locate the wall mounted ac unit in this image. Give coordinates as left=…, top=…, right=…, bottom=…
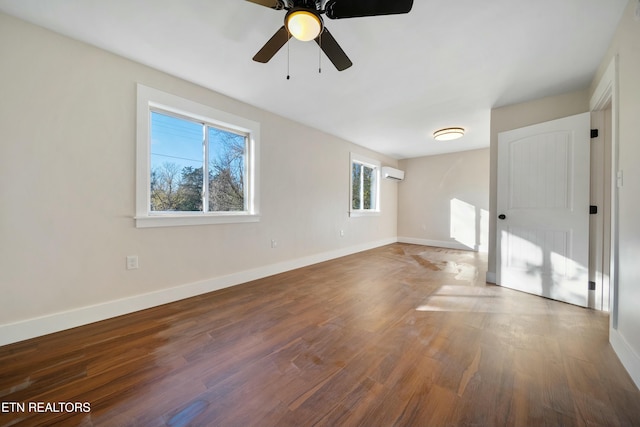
left=382, top=166, right=405, bottom=181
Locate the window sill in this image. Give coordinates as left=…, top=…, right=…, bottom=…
left=349, top=210, right=381, bottom=218
left=135, top=213, right=260, bottom=228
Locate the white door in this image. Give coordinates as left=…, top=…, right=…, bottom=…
left=496, top=112, right=590, bottom=307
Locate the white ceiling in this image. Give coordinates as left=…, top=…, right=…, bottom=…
left=0, top=0, right=627, bottom=159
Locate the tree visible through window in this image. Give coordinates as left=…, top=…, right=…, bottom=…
left=150, top=111, right=247, bottom=213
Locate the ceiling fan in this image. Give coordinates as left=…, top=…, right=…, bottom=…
left=247, top=0, right=414, bottom=71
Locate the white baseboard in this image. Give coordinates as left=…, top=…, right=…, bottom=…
left=610, top=327, right=640, bottom=389
left=0, top=237, right=397, bottom=347
left=397, top=236, right=476, bottom=251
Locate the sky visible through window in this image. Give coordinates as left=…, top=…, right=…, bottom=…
left=150, top=111, right=246, bottom=171
left=151, top=111, right=203, bottom=171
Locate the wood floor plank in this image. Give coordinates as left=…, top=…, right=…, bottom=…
left=1, top=243, right=639, bottom=427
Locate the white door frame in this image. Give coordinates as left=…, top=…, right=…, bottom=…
left=589, top=109, right=611, bottom=311
left=590, top=56, right=619, bottom=327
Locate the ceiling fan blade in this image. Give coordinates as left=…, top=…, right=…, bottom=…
left=315, top=27, right=352, bottom=71
left=325, top=0, right=413, bottom=19
left=245, top=0, right=285, bottom=10
left=253, top=26, right=292, bottom=63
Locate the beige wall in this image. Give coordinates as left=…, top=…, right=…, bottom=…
left=398, top=149, right=489, bottom=252
left=487, top=89, right=589, bottom=280
left=590, top=0, right=640, bottom=386
left=0, top=13, right=398, bottom=344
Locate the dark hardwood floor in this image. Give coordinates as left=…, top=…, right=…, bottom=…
left=1, top=244, right=639, bottom=426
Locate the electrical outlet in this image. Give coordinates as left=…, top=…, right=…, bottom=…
left=126, top=255, right=139, bottom=270
left=340, top=230, right=344, bottom=237
left=271, top=239, right=277, bottom=249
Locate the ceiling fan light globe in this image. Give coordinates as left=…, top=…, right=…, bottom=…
left=286, top=10, right=322, bottom=41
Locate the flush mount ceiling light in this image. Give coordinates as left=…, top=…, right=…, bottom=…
left=433, top=127, right=465, bottom=141
left=286, top=9, right=322, bottom=41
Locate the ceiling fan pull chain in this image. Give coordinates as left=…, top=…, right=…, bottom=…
left=286, top=35, right=291, bottom=80
left=318, top=32, right=322, bottom=74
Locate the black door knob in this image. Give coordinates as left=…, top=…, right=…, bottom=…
left=498, top=214, right=506, bottom=220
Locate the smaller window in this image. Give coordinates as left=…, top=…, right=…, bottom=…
left=350, top=153, right=380, bottom=216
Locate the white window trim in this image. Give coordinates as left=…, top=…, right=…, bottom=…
left=349, top=152, right=381, bottom=217
left=136, top=84, right=260, bottom=228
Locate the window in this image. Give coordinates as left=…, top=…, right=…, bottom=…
left=350, top=153, right=380, bottom=216
left=149, top=111, right=247, bottom=213
left=136, top=84, right=260, bottom=227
